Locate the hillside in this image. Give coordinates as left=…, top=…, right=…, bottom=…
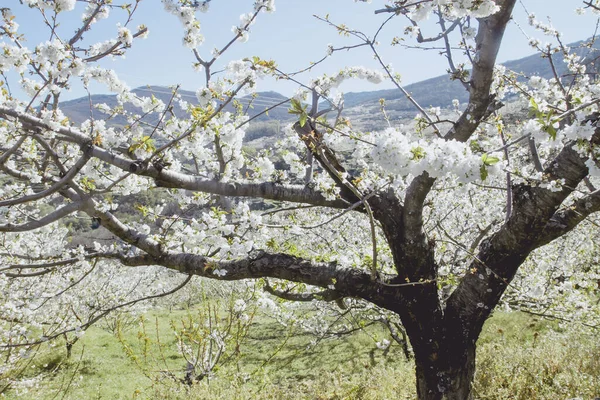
left=59, top=86, right=291, bottom=126
left=341, top=38, right=600, bottom=111
left=58, top=38, right=599, bottom=133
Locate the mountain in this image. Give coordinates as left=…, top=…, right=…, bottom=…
left=58, top=86, right=291, bottom=126
left=57, top=38, right=599, bottom=133
left=341, top=38, right=600, bottom=112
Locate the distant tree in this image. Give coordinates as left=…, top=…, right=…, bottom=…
left=1, top=1, right=599, bottom=398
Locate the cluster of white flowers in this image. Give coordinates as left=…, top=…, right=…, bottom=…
left=82, top=2, right=110, bottom=23
left=562, top=123, right=596, bottom=141
left=88, top=39, right=119, bottom=58
left=404, top=25, right=420, bottom=38
left=585, top=157, right=600, bottom=177
left=282, top=150, right=306, bottom=176
left=157, top=203, right=262, bottom=260
left=34, top=39, right=84, bottom=81
left=226, top=59, right=264, bottom=83
left=313, top=172, right=342, bottom=200
left=232, top=2, right=277, bottom=43
left=406, top=0, right=500, bottom=21
left=527, top=13, right=560, bottom=37
left=162, top=0, right=205, bottom=48
left=234, top=202, right=263, bottom=230
left=0, top=43, right=31, bottom=74
left=232, top=13, right=256, bottom=43
left=302, top=66, right=385, bottom=98
left=517, top=57, right=599, bottom=175
left=136, top=93, right=166, bottom=114
left=462, top=26, right=477, bottom=40
left=372, top=127, right=502, bottom=183
left=23, top=0, right=75, bottom=12
left=252, top=156, right=275, bottom=178
left=84, top=66, right=130, bottom=95
left=233, top=299, right=247, bottom=314
left=564, top=51, right=586, bottom=76
left=117, top=25, right=133, bottom=47
left=195, top=86, right=215, bottom=108
left=254, top=0, right=276, bottom=13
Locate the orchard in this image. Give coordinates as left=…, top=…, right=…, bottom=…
left=1, top=1, right=599, bottom=399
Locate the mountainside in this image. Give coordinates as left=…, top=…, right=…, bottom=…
left=59, top=86, right=291, bottom=126
left=58, top=38, right=599, bottom=132
left=341, top=38, right=600, bottom=111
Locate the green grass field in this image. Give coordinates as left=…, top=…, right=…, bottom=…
left=3, top=307, right=599, bottom=400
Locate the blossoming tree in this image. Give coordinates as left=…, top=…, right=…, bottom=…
left=1, top=0, right=600, bottom=398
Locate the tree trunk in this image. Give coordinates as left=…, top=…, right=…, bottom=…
left=413, top=338, right=477, bottom=400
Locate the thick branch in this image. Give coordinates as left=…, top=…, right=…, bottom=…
left=157, top=250, right=408, bottom=312
left=155, top=170, right=349, bottom=208
left=446, top=0, right=516, bottom=142
left=83, top=200, right=398, bottom=309
left=0, top=150, right=91, bottom=207
left=447, top=131, right=598, bottom=340
left=0, top=201, right=84, bottom=232
left=397, top=0, right=517, bottom=279
left=0, top=106, right=348, bottom=209
left=263, top=280, right=343, bottom=302
left=534, top=189, right=600, bottom=247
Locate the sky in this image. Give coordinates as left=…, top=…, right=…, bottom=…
left=6, top=1, right=600, bottom=101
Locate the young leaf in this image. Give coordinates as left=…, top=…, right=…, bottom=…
left=480, top=164, right=488, bottom=181
left=481, top=154, right=500, bottom=166
left=299, top=113, right=307, bottom=127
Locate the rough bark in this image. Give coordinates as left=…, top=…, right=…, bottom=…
left=414, top=341, right=476, bottom=400
left=374, top=2, right=518, bottom=398
left=447, top=128, right=599, bottom=342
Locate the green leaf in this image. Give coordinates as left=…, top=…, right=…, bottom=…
left=545, top=124, right=557, bottom=140
left=288, top=98, right=302, bottom=114
left=481, top=154, right=500, bottom=166
left=299, top=113, right=307, bottom=127
left=480, top=164, right=489, bottom=181
left=529, top=97, right=539, bottom=114
left=80, top=177, right=96, bottom=191
left=469, top=140, right=483, bottom=153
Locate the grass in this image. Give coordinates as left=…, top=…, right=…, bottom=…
left=474, top=313, right=600, bottom=399
left=2, top=308, right=599, bottom=400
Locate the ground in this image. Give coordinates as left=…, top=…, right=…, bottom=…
left=3, top=306, right=599, bottom=400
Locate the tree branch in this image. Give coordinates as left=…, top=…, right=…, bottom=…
left=155, top=171, right=349, bottom=208
left=446, top=0, right=516, bottom=142
left=0, top=149, right=91, bottom=207
left=0, top=135, right=27, bottom=166
left=396, top=0, right=517, bottom=279
left=0, top=201, right=84, bottom=232
left=263, top=280, right=343, bottom=303
left=447, top=127, right=598, bottom=340
left=534, top=189, right=600, bottom=247
left=0, top=106, right=349, bottom=209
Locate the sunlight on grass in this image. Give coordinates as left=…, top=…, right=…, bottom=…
left=3, top=310, right=598, bottom=399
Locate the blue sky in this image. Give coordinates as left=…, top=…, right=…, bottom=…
left=8, top=1, right=600, bottom=101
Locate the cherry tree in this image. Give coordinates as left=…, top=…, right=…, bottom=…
left=1, top=0, right=600, bottom=398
